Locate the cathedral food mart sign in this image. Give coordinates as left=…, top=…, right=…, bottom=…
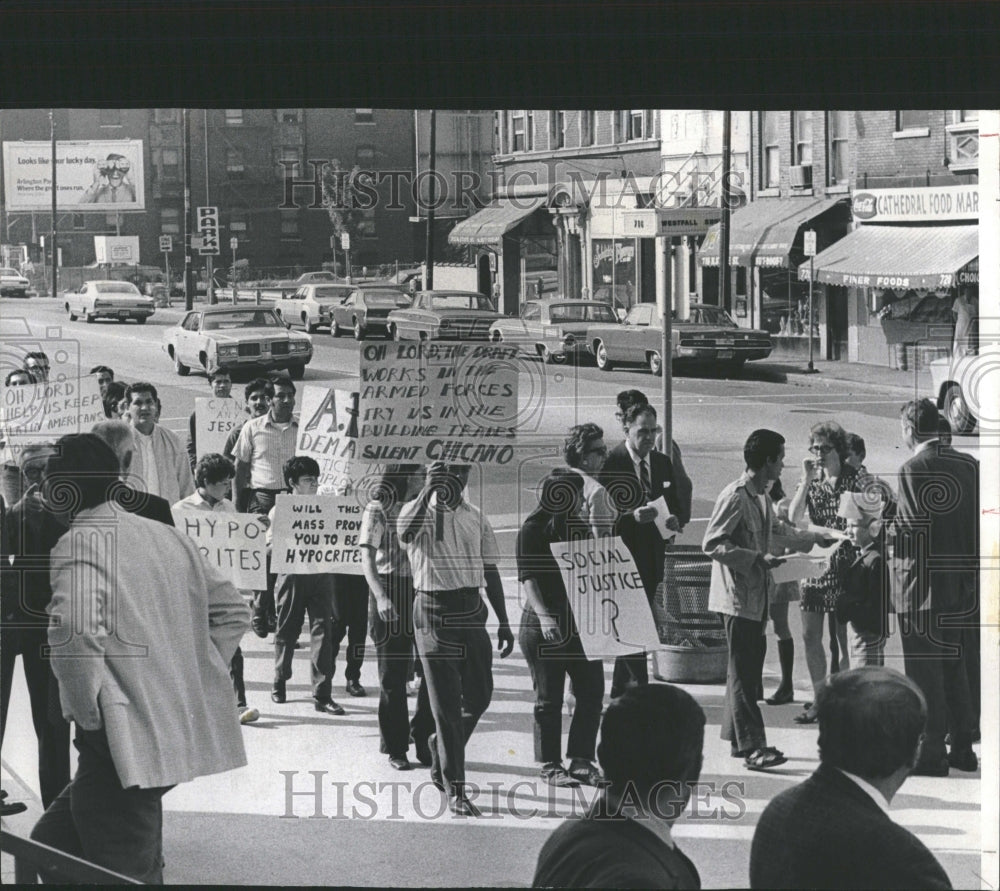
left=851, top=185, right=979, bottom=223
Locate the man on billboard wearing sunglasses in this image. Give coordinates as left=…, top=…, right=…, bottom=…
left=79, top=152, right=136, bottom=204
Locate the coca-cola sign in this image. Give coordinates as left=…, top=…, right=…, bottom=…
left=852, top=193, right=877, bottom=220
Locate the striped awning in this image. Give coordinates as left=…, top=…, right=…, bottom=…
left=447, top=197, right=547, bottom=246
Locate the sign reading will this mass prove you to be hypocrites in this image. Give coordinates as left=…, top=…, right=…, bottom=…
left=551, top=536, right=662, bottom=659
left=172, top=511, right=267, bottom=590
left=269, top=494, right=365, bottom=575
left=357, top=341, right=519, bottom=466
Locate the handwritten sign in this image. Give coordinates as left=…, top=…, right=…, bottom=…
left=171, top=510, right=267, bottom=589
left=550, top=536, right=661, bottom=658
left=357, top=341, right=518, bottom=466
left=1, top=376, right=105, bottom=459
left=195, top=397, right=246, bottom=460
left=269, top=494, right=365, bottom=575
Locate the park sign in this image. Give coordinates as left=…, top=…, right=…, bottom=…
left=269, top=494, right=365, bottom=575
left=357, top=341, right=519, bottom=466
left=172, top=510, right=268, bottom=589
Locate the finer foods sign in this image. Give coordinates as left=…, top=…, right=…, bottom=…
left=2, top=140, right=146, bottom=211
left=851, top=186, right=978, bottom=223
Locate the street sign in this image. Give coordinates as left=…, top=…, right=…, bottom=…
left=159, top=235, right=173, bottom=253
left=197, top=206, right=221, bottom=256
left=803, top=230, right=817, bottom=257
left=340, top=232, right=350, bottom=251
left=230, top=236, right=239, bottom=251
left=191, top=236, right=204, bottom=250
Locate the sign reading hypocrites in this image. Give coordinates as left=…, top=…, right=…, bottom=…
left=0, top=376, right=105, bottom=458
left=172, top=511, right=267, bottom=589
left=269, top=494, right=365, bottom=575
left=195, top=397, right=246, bottom=461
left=357, top=341, right=519, bottom=466
left=550, top=536, right=661, bottom=659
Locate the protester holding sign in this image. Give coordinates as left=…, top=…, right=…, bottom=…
left=224, top=377, right=273, bottom=459
left=517, top=468, right=605, bottom=789
left=187, top=369, right=234, bottom=472
left=562, top=423, right=615, bottom=539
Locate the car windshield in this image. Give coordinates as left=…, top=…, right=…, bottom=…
left=95, top=282, right=141, bottom=295
left=367, top=292, right=410, bottom=308
left=314, top=287, right=352, bottom=300
left=301, top=272, right=336, bottom=282
left=1, top=268, right=20, bottom=276
left=548, top=303, right=618, bottom=323
left=203, top=310, right=284, bottom=330
left=430, top=293, right=496, bottom=311
left=690, top=306, right=738, bottom=327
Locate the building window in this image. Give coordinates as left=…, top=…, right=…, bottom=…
left=278, top=145, right=301, bottom=175
left=225, top=109, right=244, bottom=126
left=355, top=108, right=374, bottom=124
left=511, top=111, right=526, bottom=152
left=280, top=210, right=300, bottom=239
left=160, top=208, right=181, bottom=234
left=72, top=213, right=86, bottom=230
left=550, top=111, right=565, bottom=149
left=226, top=148, right=245, bottom=178
left=614, top=111, right=626, bottom=143
left=827, top=110, right=850, bottom=186
left=278, top=108, right=302, bottom=124
left=526, top=111, right=534, bottom=150
left=153, top=108, right=179, bottom=124
left=792, top=112, right=812, bottom=166
left=356, top=144, right=375, bottom=167
left=627, top=110, right=648, bottom=140
left=229, top=209, right=248, bottom=233
left=99, top=108, right=121, bottom=127
left=161, top=148, right=179, bottom=180
left=358, top=208, right=376, bottom=238
left=761, top=111, right=781, bottom=189
left=956, top=109, right=979, bottom=123
left=580, top=110, right=594, bottom=147
left=895, top=110, right=929, bottom=133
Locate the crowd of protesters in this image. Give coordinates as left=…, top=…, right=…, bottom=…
left=0, top=342, right=980, bottom=888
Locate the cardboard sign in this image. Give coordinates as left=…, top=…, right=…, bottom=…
left=195, top=397, right=246, bottom=460
left=0, top=376, right=105, bottom=459
left=357, top=341, right=518, bottom=466
left=171, top=510, right=268, bottom=589
left=550, top=536, right=661, bottom=658
left=269, top=494, right=365, bottom=575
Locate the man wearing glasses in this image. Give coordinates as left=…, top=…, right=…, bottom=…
left=79, top=153, right=137, bottom=204
left=23, top=352, right=50, bottom=383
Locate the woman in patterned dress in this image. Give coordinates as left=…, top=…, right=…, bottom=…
left=787, top=421, right=861, bottom=723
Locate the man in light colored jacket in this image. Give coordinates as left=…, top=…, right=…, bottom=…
left=124, top=380, right=195, bottom=505
left=703, top=429, right=829, bottom=773
left=30, top=433, right=249, bottom=883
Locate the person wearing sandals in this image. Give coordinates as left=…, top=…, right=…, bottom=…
left=787, top=421, right=863, bottom=725
left=517, top=468, right=605, bottom=788
left=762, top=479, right=799, bottom=705
left=703, top=429, right=834, bottom=772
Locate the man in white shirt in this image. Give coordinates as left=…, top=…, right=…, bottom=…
left=124, top=382, right=194, bottom=505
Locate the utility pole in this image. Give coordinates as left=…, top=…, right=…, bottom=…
left=424, top=109, right=436, bottom=290
left=717, top=110, right=732, bottom=312
left=49, top=109, right=58, bottom=300
left=660, top=237, right=673, bottom=458
left=183, top=108, right=194, bottom=311
left=205, top=108, right=215, bottom=305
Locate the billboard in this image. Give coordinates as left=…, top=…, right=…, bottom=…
left=2, top=139, right=145, bottom=211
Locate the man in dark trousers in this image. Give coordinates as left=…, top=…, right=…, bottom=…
left=597, top=403, right=687, bottom=697
left=750, top=667, right=953, bottom=889
left=532, top=683, right=704, bottom=889
left=891, top=398, right=979, bottom=776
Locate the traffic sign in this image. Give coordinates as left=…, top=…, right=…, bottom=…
left=340, top=232, right=350, bottom=251
left=803, top=230, right=817, bottom=257
left=159, top=235, right=173, bottom=252
left=197, top=206, right=221, bottom=256
left=230, top=236, right=239, bottom=251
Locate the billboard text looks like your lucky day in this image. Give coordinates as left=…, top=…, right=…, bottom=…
left=2, top=140, right=145, bottom=211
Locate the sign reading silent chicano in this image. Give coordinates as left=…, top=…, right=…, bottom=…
left=357, top=342, right=519, bottom=466
left=550, top=536, right=662, bottom=659
left=172, top=510, right=267, bottom=589
left=269, top=494, right=365, bottom=575
left=195, top=397, right=246, bottom=460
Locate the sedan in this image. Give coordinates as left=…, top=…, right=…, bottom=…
left=488, top=298, right=619, bottom=363
left=275, top=284, right=356, bottom=332
left=295, top=270, right=340, bottom=284
left=163, top=306, right=313, bottom=379
left=586, top=302, right=772, bottom=375
left=386, top=290, right=503, bottom=341
left=330, top=287, right=412, bottom=340
left=65, top=280, right=155, bottom=324
left=1, top=267, right=31, bottom=298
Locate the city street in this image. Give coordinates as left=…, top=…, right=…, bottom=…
left=1, top=295, right=984, bottom=887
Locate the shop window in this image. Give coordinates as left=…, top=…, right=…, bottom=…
left=72, top=213, right=86, bottom=230
left=278, top=108, right=302, bottom=124
left=225, top=109, right=244, bottom=126
left=226, top=148, right=245, bottom=178
left=355, top=108, right=374, bottom=125
left=161, top=148, right=179, bottom=181
left=550, top=111, right=565, bottom=149
left=827, top=110, right=851, bottom=186
left=792, top=111, right=812, bottom=166
left=99, top=108, right=121, bottom=127
left=760, top=111, right=781, bottom=189
left=356, top=144, right=375, bottom=167
left=160, top=208, right=181, bottom=234
left=154, top=108, right=179, bottom=123
left=895, top=110, right=929, bottom=135
left=280, top=210, right=300, bottom=240
left=580, top=110, right=594, bottom=147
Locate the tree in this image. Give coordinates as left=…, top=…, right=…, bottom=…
left=321, top=160, right=368, bottom=272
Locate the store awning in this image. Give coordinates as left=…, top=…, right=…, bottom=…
left=798, top=224, right=979, bottom=289
left=447, top=197, right=547, bottom=246
left=700, top=197, right=847, bottom=267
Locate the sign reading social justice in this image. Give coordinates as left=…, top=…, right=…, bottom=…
left=195, top=397, right=246, bottom=460
left=172, top=510, right=267, bottom=589
left=0, top=376, right=104, bottom=459
left=270, top=494, right=365, bottom=575
left=357, top=341, right=519, bottom=466
left=550, top=536, right=661, bottom=658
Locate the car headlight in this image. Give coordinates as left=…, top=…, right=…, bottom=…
left=290, top=342, right=310, bottom=353
left=217, top=345, right=240, bottom=358
left=439, top=318, right=451, bottom=329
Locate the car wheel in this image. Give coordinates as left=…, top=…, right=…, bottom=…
left=66, top=303, right=78, bottom=321
left=418, top=331, right=428, bottom=343
left=171, top=348, right=190, bottom=376
left=304, top=313, right=318, bottom=334
left=331, top=318, right=341, bottom=337
left=491, top=330, right=503, bottom=343
left=391, top=323, right=402, bottom=341
left=288, top=364, right=305, bottom=381
left=944, top=384, right=976, bottom=434
left=85, top=312, right=95, bottom=323
left=594, top=340, right=613, bottom=371
left=353, top=317, right=365, bottom=341
left=136, top=317, right=147, bottom=325
left=648, top=351, right=662, bottom=376
left=538, top=344, right=565, bottom=365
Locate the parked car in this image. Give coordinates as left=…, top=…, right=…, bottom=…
left=585, top=302, right=773, bottom=374
left=386, top=290, right=503, bottom=341
left=1, top=267, right=31, bottom=298
left=488, top=298, right=619, bottom=363
left=163, top=306, right=313, bottom=379
left=65, top=280, right=156, bottom=324
left=330, top=287, right=412, bottom=340
left=294, top=270, right=341, bottom=285
left=274, top=284, right=356, bottom=332
left=930, top=341, right=995, bottom=435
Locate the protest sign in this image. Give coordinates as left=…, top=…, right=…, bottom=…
left=0, top=376, right=104, bottom=460
left=269, top=494, right=365, bottom=575
left=195, top=397, right=246, bottom=460
left=171, top=510, right=267, bottom=589
left=357, top=341, right=519, bottom=466
left=550, top=536, right=661, bottom=658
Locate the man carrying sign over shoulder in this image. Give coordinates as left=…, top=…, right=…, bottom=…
left=398, top=461, right=515, bottom=817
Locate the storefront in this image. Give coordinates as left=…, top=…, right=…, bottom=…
left=799, top=185, right=979, bottom=368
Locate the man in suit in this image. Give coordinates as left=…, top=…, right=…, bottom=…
left=29, top=433, right=249, bottom=883
left=597, top=403, right=688, bottom=697
left=91, top=420, right=175, bottom=526
left=891, top=398, right=979, bottom=776
left=750, top=667, right=953, bottom=889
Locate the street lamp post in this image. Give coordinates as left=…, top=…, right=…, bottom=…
left=49, top=110, right=57, bottom=300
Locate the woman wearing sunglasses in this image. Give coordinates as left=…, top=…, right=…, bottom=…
left=79, top=153, right=137, bottom=204
left=787, top=421, right=862, bottom=724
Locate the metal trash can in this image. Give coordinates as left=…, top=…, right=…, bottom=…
left=651, top=545, right=728, bottom=684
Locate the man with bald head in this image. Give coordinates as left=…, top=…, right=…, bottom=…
left=91, top=420, right=174, bottom=526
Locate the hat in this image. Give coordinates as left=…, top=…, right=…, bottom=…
left=837, top=491, right=884, bottom=522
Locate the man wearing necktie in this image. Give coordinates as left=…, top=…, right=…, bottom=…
left=597, top=404, right=688, bottom=698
